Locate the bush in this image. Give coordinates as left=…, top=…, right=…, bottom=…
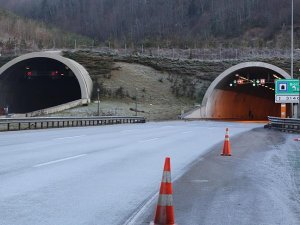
left=115, top=86, right=125, bottom=98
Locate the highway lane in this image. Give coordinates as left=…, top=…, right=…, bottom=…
left=0, top=121, right=261, bottom=225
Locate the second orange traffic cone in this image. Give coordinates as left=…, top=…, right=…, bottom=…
left=221, top=128, right=231, bottom=156
left=150, top=157, right=177, bottom=225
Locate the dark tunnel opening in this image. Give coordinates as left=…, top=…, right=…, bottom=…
left=0, top=58, right=81, bottom=113
left=208, top=67, right=291, bottom=120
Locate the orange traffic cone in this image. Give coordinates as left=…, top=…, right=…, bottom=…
left=150, top=157, right=177, bottom=225
left=221, top=128, right=231, bottom=156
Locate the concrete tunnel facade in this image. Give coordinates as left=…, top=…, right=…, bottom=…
left=185, top=62, right=291, bottom=120
left=0, top=52, right=93, bottom=114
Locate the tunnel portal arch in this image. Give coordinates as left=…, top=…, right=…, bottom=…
left=201, top=62, right=291, bottom=120
left=0, top=52, right=92, bottom=113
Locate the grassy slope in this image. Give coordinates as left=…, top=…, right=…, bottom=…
left=51, top=61, right=195, bottom=120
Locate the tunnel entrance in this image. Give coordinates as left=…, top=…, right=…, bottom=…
left=0, top=57, right=81, bottom=113
left=202, top=62, right=291, bottom=120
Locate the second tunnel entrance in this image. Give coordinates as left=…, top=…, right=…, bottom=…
left=202, top=62, right=291, bottom=120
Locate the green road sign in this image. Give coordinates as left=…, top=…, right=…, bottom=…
left=275, top=79, right=299, bottom=94
left=275, top=79, right=300, bottom=103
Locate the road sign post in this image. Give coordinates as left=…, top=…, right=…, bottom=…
left=281, top=103, right=286, bottom=118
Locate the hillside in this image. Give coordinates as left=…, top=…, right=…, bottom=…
left=0, top=8, right=93, bottom=55
left=57, top=50, right=300, bottom=120
left=54, top=62, right=194, bottom=120
left=0, top=0, right=299, bottom=48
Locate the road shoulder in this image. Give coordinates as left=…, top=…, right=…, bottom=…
left=131, top=128, right=300, bottom=225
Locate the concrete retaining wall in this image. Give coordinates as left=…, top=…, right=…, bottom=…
left=25, top=99, right=83, bottom=117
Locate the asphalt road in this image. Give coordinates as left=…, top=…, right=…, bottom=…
left=0, top=121, right=262, bottom=225
left=131, top=128, right=300, bottom=225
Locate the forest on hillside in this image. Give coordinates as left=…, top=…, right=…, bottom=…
left=0, top=0, right=299, bottom=48
left=0, top=8, right=93, bottom=55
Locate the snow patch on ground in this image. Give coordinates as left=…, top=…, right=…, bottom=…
left=235, top=135, right=300, bottom=225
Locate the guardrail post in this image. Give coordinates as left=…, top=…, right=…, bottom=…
left=267, top=116, right=300, bottom=133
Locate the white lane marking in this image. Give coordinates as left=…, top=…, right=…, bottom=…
left=124, top=192, right=158, bottom=225
left=139, top=138, right=159, bottom=143
left=54, top=135, right=86, bottom=140
left=120, top=129, right=134, bottom=133
left=33, top=154, right=87, bottom=168
left=182, top=131, right=192, bottom=134
left=190, top=179, right=209, bottom=183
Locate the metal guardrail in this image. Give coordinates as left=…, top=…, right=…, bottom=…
left=266, top=116, right=300, bottom=133
left=0, top=116, right=146, bottom=132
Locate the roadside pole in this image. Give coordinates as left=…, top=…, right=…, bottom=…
left=291, top=0, right=295, bottom=117
left=97, top=88, right=100, bottom=116
left=135, top=88, right=138, bottom=116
